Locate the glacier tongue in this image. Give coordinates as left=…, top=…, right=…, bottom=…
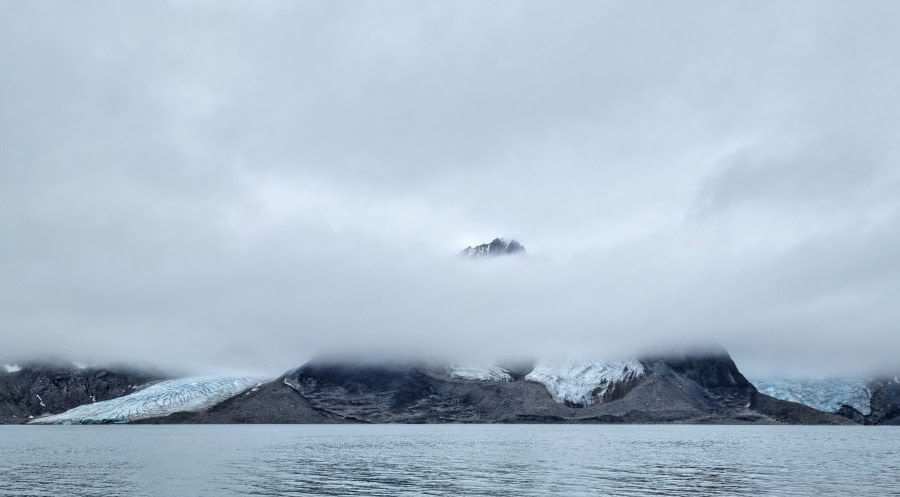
left=448, top=364, right=513, bottom=381
left=752, top=378, right=872, bottom=415
left=526, top=359, right=645, bottom=407
left=30, top=376, right=261, bottom=424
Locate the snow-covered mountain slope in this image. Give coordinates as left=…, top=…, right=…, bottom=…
left=2, top=364, right=21, bottom=373
left=525, top=359, right=645, bottom=407
left=30, top=376, right=261, bottom=424
left=459, top=238, right=525, bottom=258
left=448, top=364, right=513, bottom=381
left=752, top=378, right=871, bottom=415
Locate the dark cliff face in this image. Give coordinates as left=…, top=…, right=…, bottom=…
left=290, top=362, right=440, bottom=419
left=865, top=378, right=900, bottom=425
left=653, top=350, right=754, bottom=390
left=0, top=364, right=162, bottom=423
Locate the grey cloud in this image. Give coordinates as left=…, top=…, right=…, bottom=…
left=1, top=1, right=899, bottom=377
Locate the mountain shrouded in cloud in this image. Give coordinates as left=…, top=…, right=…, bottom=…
left=459, top=238, right=525, bottom=258
left=1, top=2, right=899, bottom=377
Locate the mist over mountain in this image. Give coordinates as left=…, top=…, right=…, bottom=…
left=12, top=347, right=895, bottom=426
left=1, top=2, right=899, bottom=379
left=3, top=7, right=900, bottom=497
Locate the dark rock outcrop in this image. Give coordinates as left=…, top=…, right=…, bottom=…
left=0, top=363, right=161, bottom=424
left=864, top=378, right=900, bottom=425
left=836, top=404, right=867, bottom=423
left=655, top=349, right=752, bottom=390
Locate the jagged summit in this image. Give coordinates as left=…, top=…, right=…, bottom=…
left=459, top=238, right=525, bottom=258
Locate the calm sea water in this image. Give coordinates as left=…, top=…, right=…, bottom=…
left=1, top=425, right=898, bottom=496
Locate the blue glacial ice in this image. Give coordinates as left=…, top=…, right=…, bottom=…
left=30, top=376, right=262, bottom=424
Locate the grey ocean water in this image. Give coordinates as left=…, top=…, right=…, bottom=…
left=1, top=425, right=898, bottom=496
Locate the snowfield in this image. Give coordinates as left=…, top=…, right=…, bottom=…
left=526, top=359, right=645, bottom=406
left=448, top=364, right=513, bottom=381
left=30, top=376, right=261, bottom=424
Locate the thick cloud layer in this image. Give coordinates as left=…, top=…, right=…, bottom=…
left=1, top=2, right=899, bottom=376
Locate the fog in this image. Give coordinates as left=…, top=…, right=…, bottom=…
left=1, top=1, right=899, bottom=377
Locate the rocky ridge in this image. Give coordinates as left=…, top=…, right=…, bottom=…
left=0, top=363, right=162, bottom=423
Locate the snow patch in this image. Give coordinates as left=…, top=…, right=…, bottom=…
left=30, top=376, right=261, bottom=424
left=526, top=359, right=645, bottom=406
left=753, top=378, right=872, bottom=415
left=3, top=364, right=21, bottom=373
left=449, top=364, right=513, bottom=382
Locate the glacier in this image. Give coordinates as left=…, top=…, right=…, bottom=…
left=448, top=363, right=513, bottom=381
left=752, top=378, right=871, bottom=415
left=526, top=359, right=645, bottom=407
left=30, top=376, right=261, bottom=424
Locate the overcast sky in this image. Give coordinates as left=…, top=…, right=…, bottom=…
left=2, top=1, right=899, bottom=377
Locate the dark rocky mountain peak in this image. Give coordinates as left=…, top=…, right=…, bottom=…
left=459, top=238, right=525, bottom=258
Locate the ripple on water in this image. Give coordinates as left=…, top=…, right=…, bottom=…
left=0, top=425, right=897, bottom=497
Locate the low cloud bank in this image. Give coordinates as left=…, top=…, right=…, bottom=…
left=2, top=2, right=899, bottom=377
